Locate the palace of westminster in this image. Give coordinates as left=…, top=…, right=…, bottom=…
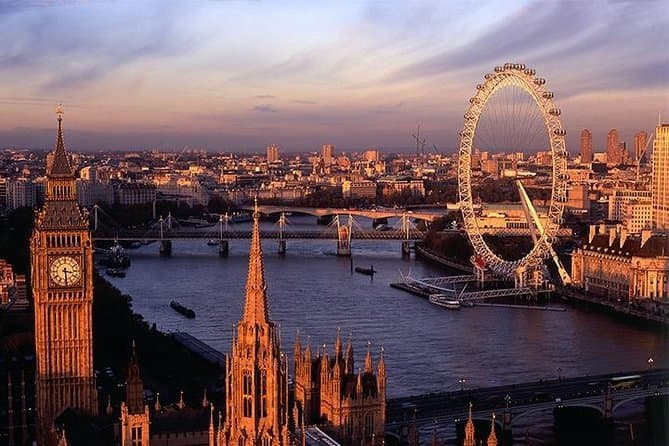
left=1, top=110, right=396, bottom=446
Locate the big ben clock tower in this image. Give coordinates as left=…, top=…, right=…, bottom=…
left=31, top=106, right=98, bottom=443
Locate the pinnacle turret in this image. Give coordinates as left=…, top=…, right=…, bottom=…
left=364, top=340, right=373, bottom=373
left=242, top=198, right=270, bottom=325
left=464, top=402, right=475, bottom=446
left=125, top=341, right=144, bottom=414
left=48, top=104, right=74, bottom=178
left=487, top=413, right=498, bottom=446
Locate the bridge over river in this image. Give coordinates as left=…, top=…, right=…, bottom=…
left=385, top=367, right=669, bottom=443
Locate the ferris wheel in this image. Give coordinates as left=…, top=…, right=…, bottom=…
left=457, top=63, right=569, bottom=285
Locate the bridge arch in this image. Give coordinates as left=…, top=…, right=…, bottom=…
left=511, top=403, right=604, bottom=427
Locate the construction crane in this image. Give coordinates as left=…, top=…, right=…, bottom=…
left=635, top=132, right=654, bottom=182
left=174, top=145, right=190, bottom=163
left=412, top=124, right=427, bottom=163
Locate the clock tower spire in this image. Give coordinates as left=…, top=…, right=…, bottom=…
left=32, top=106, right=98, bottom=445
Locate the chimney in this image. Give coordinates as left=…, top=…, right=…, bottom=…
left=588, top=225, right=597, bottom=244
left=641, top=229, right=653, bottom=248
left=619, top=227, right=628, bottom=248
left=609, top=227, right=617, bottom=248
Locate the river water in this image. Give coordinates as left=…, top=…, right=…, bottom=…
left=105, top=215, right=667, bottom=444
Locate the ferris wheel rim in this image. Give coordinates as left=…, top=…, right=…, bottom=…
left=457, top=63, right=568, bottom=278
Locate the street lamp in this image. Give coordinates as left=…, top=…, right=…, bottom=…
left=459, top=377, right=467, bottom=392
left=557, top=367, right=563, bottom=381
left=648, top=357, right=654, bottom=369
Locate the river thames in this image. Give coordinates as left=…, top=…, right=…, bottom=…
left=105, top=216, right=668, bottom=400
left=103, top=216, right=669, bottom=444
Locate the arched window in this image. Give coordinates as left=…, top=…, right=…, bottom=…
left=262, top=436, right=271, bottom=446
left=243, top=372, right=252, bottom=417
left=364, top=412, right=374, bottom=437
left=260, top=371, right=267, bottom=417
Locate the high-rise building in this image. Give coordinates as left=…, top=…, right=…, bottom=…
left=580, top=129, right=592, bottom=164
left=634, top=131, right=648, bottom=162
left=652, top=122, right=669, bottom=230
left=31, top=106, right=98, bottom=444
left=220, top=202, right=290, bottom=445
left=322, top=144, right=335, bottom=166
left=606, top=129, right=623, bottom=165
left=266, top=144, right=280, bottom=163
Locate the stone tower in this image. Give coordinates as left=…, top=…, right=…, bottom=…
left=31, top=106, right=98, bottom=444
left=222, top=200, right=290, bottom=446
left=120, top=342, right=150, bottom=446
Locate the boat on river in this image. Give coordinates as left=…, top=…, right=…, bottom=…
left=170, top=300, right=195, bottom=318
left=207, top=239, right=219, bottom=246
left=105, top=268, right=126, bottom=278
left=354, top=265, right=376, bottom=276
left=429, top=294, right=461, bottom=310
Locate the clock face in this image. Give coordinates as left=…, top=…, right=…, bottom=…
left=49, top=256, right=82, bottom=287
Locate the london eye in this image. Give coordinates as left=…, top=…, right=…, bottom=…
left=457, top=63, right=569, bottom=287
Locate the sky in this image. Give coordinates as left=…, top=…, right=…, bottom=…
left=1, top=0, right=668, bottom=153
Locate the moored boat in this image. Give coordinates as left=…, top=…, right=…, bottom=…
left=105, top=268, right=126, bottom=278
left=354, top=266, right=375, bottom=276
left=429, top=294, right=462, bottom=310
left=170, top=300, right=195, bottom=318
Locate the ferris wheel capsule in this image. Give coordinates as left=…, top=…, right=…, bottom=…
left=549, top=108, right=561, bottom=116
left=495, top=66, right=504, bottom=72
left=534, top=78, right=546, bottom=85
left=542, top=91, right=554, bottom=99
left=553, top=129, right=567, bottom=136
left=524, top=68, right=536, bottom=76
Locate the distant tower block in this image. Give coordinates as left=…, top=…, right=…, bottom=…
left=580, top=129, right=592, bottom=164
left=322, top=143, right=335, bottom=166
left=652, top=121, right=669, bottom=230
left=267, top=144, right=280, bottom=163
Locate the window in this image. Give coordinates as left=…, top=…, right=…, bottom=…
left=261, top=372, right=267, bottom=417
left=262, top=437, right=271, bottom=446
left=131, top=426, right=142, bottom=446
left=243, top=372, right=252, bottom=417
left=364, top=412, right=374, bottom=437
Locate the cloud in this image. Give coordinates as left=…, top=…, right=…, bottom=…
left=293, top=99, right=317, bottom=105
left=255, top=94, right=275, bottom=99
left=253, top=104, right=278, bottom=113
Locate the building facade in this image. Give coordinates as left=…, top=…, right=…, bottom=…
left=293, top=331, right=386, bottom=445
left=652, top=123, right=669, bottom=230
left=267, top=145, right=280, bottom=163
left=218, top=203, right=290, bottom=446
left=571, top=225, right=669, bottom=300
left=580, top=129, right=592, bottom=164
left=608, top=189, right=652, bottom=223
left=31, top=107, right=98, bottom=444
left=634, top=131, right=648, bottom=162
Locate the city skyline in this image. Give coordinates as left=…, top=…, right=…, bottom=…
left=1, top=0, right=668, bottom=152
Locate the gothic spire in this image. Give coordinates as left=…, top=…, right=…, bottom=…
left=487, top=413, right=498, bottom=446
left=242, top=198, right=269, bottom=325
left=364, top=340, right=373, bottom=373
left=334, top=327, right=342, bottom=358
left=464, top=402, right=475, bottom=446
left=125, top=340, right=144, bottom=413
left=49, top=104, right=74, bottom=178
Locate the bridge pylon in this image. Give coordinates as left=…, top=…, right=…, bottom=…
left=278, top=212, right=287, bottom=255
left=218, top=213, right=229, bottom=257
left=158, top=215, right=172, bottom=257
left=334, top=214, right=352, bottom=256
